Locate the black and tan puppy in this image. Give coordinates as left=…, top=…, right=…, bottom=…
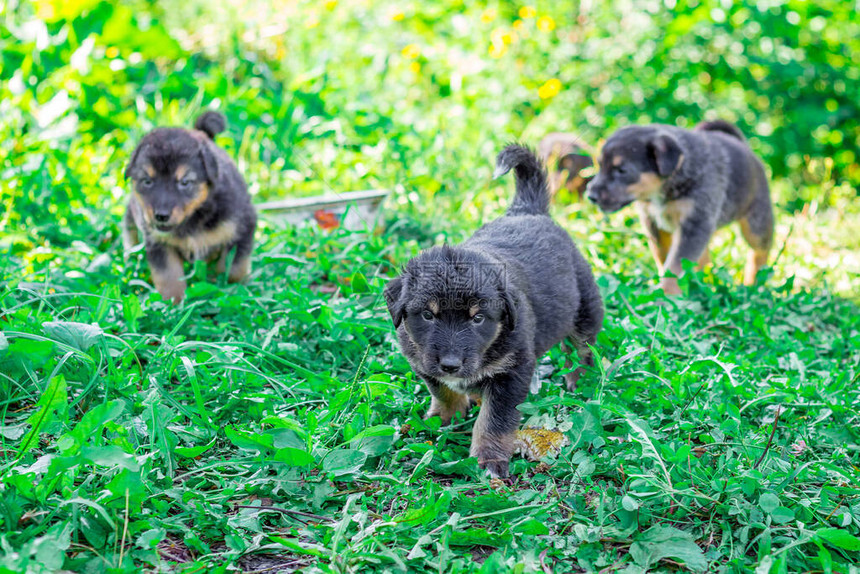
left=586, top=120, right=774, bottom=294
left=538, top=132, right=595, bottom=198
left=123, top=111, right=256, bottom=303
left=384, top=145, right=603, bottom=478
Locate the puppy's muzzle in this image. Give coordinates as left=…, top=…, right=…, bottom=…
left=439, top=354, right=463, bottom=374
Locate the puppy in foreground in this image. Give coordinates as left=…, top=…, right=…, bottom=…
left=538, top=132, right=595, bottom=198
left=123, top=111, right=257, bottom=303
left=384, top=145, right=603, bottom=478
left=586, top=120, right=774, bottom=294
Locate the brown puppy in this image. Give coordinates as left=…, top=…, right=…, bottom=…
left=538, top=132, right=595, bottom=198
left=586, top=121, right=774, bottom=294
left=123, top=112, right=256, bottom=303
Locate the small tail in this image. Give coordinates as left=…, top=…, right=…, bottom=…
left=695, top=119, right=745, bottom=141
left=194, top=111, right=227, bottom=139
left=494, top=144, right=550, bottom=216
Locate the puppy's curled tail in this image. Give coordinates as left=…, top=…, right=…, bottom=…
left=195, top=111, right=227, bottom=139
left=695, top=119, right=745, bottom=141
left=494, top=144, right=550, bottom=216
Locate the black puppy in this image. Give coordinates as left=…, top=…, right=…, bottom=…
left=123, top=111, right=257, bottom=303
left=384, top=145, right=603, bottom=478
left=586, top=120, right=773, bottom=294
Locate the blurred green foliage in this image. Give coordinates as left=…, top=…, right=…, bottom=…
left=2, top=0, right=858, bottom=229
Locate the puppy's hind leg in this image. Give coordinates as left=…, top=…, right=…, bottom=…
left=563, top=281, right=604, bottom=392
left=739, top=200, right=774, bottom=286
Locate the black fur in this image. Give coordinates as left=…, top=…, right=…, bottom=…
left=384, top=144, right=604, bottom=478
left=586, top=120, right=774, bottom=291
left=123, top=111, right=256, bottom=303
left=695, top=119, right=746, bottom=141
left=195, top=111, right=227, bottom=139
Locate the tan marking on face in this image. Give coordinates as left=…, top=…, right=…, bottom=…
left=626, top=172, right=663, bottom=201
left=612, top=154, right=624, bottom=167
left=143, top=164, right=155, bottom=178
left=159, top=220, right=238, bottom=262
left=171, top=182, right=209, bottom=225
left=132, top=191, right=154, bottom=223
left=174, top=164, right=190, bottom=180
left=427, top=300, right=439, bottom=315
left=469, top=304, right=480, bottom=317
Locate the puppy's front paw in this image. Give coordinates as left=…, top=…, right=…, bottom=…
left=565, top=367, right=586, bottom=392
left=479, top=457, right=510, bottom=479
left=660, top=277, right=682, bottom=296
left=424, top=407, right=453, bottom=426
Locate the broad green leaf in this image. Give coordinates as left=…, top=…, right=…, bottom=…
left=81, top=446, right=140, bottom=471
left=273, top=447, right=315, bottom=467
left=758, top=493, right=781, bottom=513
left=630, top=526, right=708, bottom=572
left=175, top=439, right=217, bottom=459
left=321, top=449, right=367, bottom=477
left=622, top=494, right=640, bottom=511
left=225, top=426, right=274, bottom=452
left=770, top=506, right=795, bottom=524
left=816, top=527, right=860, bottom=551
left=42, top=321, right=103, bottom=351
left=19, top=375, right=68, bottom=456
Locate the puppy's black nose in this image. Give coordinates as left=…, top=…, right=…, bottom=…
left=154, top=211, right=171, bottom=223
left=439, top=356, right=462, bottom=374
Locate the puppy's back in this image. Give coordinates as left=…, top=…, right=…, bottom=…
left=472, top=145, right=600, bottom=354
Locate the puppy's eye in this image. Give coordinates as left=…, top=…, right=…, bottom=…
left=421, top=310, right=434, bottom=321
left=178, top=179, right=194, bottom=190
left=139, top=177, right=153, bottom=188
left=472, top=313, right=485, bottom=325
left=613, top=164, right=628, bottom=175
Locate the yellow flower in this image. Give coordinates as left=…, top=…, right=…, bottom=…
left=390, top=10, right=405, bottom=21
left=491, top=27, right=516, bottom=46
left=323, top=0, right=337, bottom=10
left=518, top=6, right=537, bottom=19
left=537, top=15, right=556, bottom=32
left=489, top=43, right=507, bottom=58
left=401, top=44, right=420, bottom=59
left=409, top=61, right=421, bottom=74
left=481, top=8, right=497, bottom=23
left=106, top=46, right=120, bottom=58
left=538, top=78, right=562, bottom=99
left=513, top=19, right=524, bottom=31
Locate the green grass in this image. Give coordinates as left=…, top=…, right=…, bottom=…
left=2, top=1, right=860, bottom=572
left=2, top=216, right=859, bottom=572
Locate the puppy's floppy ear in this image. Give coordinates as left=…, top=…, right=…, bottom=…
left=383, top=275, right=407, bottom=328
left=124, top=144, right=144, bottom=180
left=501, top=290, right=517, bottom=332
left=648, top=134, right=683, bottom=177
left=197, top=142, right=219, bottom=184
